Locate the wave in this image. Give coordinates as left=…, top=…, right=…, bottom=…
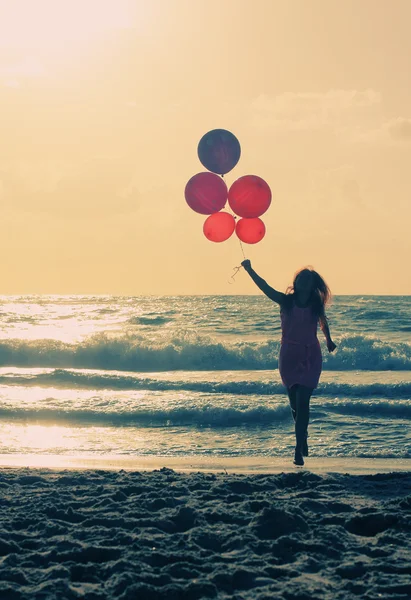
left=351, top=310, right=394, bottom=321
left=323, top=400, right=411, bottom=419
left=0, top=399, right=409, bottom=427
left=0, top=333, right=410, bottom=372
left=326, top=335, right=411, bottom=370
left=1, top=369, right=411, bottom=399
left=0, top=404, right=290, bottom=427
left=128, top=316, right=171, bottom=326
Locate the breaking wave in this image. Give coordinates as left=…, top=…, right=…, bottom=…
left=0, top=369, right=410, bottom=399
left=0, top=333, right=410, bottom=372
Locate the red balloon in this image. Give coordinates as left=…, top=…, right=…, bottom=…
left=236, top=218, right=266, bottom=244
left=203, top=212, right=235, bottom=243
left=228, top=175, right=271, bottom=218
left=185, top=172, right=227, bottom=215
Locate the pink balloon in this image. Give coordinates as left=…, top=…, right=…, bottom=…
left=236, top=218, right=266, bottom=244
left=228, top=175, right=271, bottom=218
left=185, top=172, right=227, bottom=215
left=203, top=212, right=235, bottom=243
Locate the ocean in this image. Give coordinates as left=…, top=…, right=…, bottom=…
left=0, top=295, right=410, bottom=461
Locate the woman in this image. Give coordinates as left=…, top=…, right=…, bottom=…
left=241, top=259, right=336, bottom=466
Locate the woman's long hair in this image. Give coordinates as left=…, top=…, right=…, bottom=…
left=285, top=267, right=332, bottom=324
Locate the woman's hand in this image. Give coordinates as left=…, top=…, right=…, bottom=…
left=327, top=340, right=337, bottom=353
left=241, top=259, right=252, bottom=272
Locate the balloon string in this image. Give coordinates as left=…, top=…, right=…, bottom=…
left=228, top=265, right=243, bottom=284
left=224, top=203, right=246, bottom=260
left=225, top=190, right=246, bottom=282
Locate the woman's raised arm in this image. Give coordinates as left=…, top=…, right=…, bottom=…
left=241, top=260, right=286, bottom=306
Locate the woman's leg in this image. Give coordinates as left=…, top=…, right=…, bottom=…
left=294, top=385, right=313, bottom=464
left=288, top=385, right=309, bottom=458
left=287, top=385, right=298, bottom=422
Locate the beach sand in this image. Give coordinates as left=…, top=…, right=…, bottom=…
left=1, top=459, right=410, bottom=600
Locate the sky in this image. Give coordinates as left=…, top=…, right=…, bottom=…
left=0, top=0, right=410, bottom=295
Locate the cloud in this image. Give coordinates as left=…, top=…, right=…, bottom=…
left=0, top=57, right=47, bottom=87
left=250, top=89, right=381, bottom=131
left=0, top=157, right=140, bottom=218
left=386, top=117, right=411, bottom=141
left=347, top=116, right=411, bottom=144
left=250, top=89, right=411, bottom=149
left=309, top=165, right=363, bottom=210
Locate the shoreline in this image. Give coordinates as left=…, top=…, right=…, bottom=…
left=1, top=453, right=410, bottom=474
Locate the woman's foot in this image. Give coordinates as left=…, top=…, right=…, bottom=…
left=302, top=434, right=309, bottom=457
left=293, top=448, right=304, bottom=466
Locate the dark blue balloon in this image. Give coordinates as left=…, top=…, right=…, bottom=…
left=198, top=129, right=241, bottom=175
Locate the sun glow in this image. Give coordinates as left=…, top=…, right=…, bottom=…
left=0, top=0, right=135, bottom=54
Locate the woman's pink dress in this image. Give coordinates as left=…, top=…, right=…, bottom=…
left=278, top=304, right=322, bottom=389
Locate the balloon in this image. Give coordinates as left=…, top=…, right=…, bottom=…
left=203, top=212, right=235, bottom=243
left=236, top=217, right=266, bottom=244
left=198, top=129, right=241, bottom=175
left=228, top=175, right=271, bottom=218
left=185, top=172, right=228, bottom=215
